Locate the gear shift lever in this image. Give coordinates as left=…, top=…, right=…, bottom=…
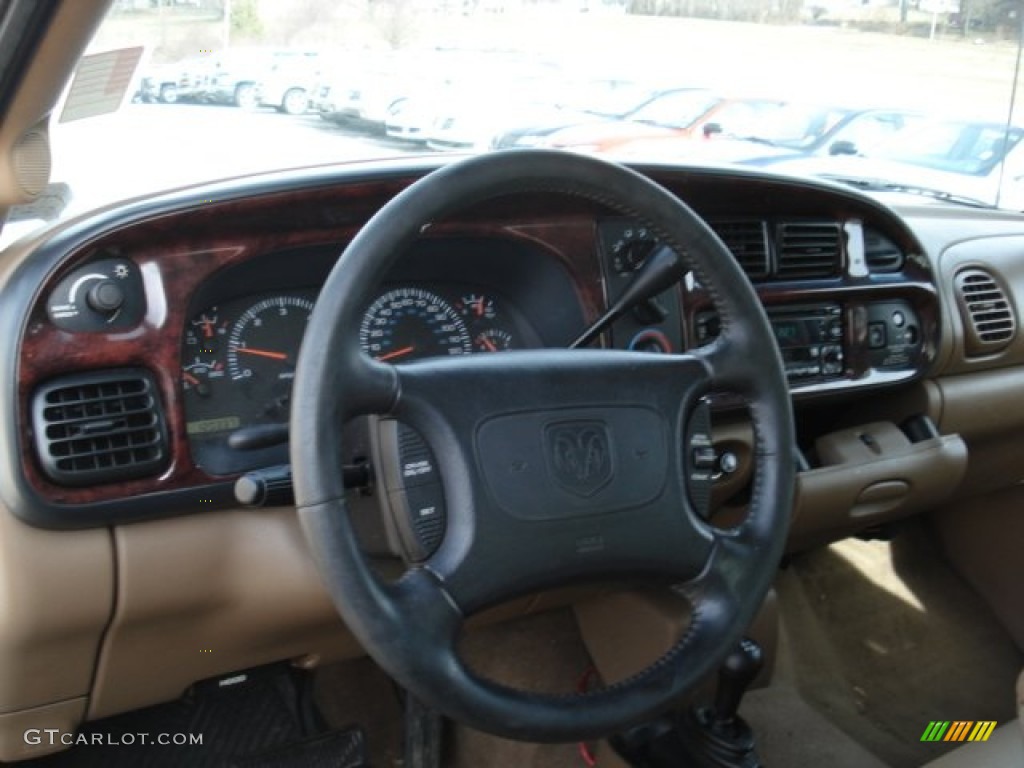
left=711, top=638, right=763, bottom=731
left=674, top=637, right=764, bottom=767
left=609, top=638, right=765, bottom=768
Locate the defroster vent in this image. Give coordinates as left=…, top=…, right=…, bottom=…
left=864, top=228, right=905, bottom=273
left=32, top=369, right=168, bottom=486
left=955, top=269, right=1016, bottom=356
left=776, top=221, right=842, bottom=279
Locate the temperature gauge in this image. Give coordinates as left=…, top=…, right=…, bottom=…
left=182, top=327, right=226, bottom=398
left=474, top=329, right=514, bottom=353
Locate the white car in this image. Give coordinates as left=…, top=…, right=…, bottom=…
left=769, top=117, right=1024, bottom=209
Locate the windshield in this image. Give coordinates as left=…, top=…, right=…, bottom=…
left=12, top=0, right=1024, bottom=243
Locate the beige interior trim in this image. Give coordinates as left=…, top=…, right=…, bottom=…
left=88, top=506, right=364, bottom=720
left=0, top=505, right=113, bottom=715
left=0, top=697, right=88, bottom=762
left=790, top=429, right=967, bottom=551
left=933, top=487, right=1024, bottom=652
left=0, top=1, right=111, bottom=207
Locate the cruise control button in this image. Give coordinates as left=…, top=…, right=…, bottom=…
left=692, top=445, right=717, bottom=470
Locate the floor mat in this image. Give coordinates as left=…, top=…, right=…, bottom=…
left=314, top=656, right=405, bottom=768
left=779, top=521, right=1024, bottom=767
left=32, top=664, right=367, bottom=768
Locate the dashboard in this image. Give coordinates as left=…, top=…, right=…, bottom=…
left=7, top=155, right=1024, bottom=744
left=0, top=161, right=950, bottom=530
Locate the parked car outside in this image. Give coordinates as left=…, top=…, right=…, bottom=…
left=191, top=48, right=320, bottom=112
left=394, top=69, right=630, bottom=149
left=136, top=62, right=183, bottom=104
left=136, top=55, right=215, bottom=104
left=254, top=50, right=321, bottom=114
left=491, top=85, right=715, bottom=149
left=424, top=84, right=567, bottom=151
left=493, top=88, right=785, bottom=153
left=316, top=51, right=423, bottom=131
left=767, top=116, right=1024, bottom=209
left=615, top=104, right=923, bottom=165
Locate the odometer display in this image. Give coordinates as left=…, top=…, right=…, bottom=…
left=359, top=287, right=472, bottom=363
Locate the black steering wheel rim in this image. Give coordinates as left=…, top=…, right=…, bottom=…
left=292, top=149, right=794, bottom=742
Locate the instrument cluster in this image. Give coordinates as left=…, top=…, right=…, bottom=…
left=181, top=283, right=532, bottom=475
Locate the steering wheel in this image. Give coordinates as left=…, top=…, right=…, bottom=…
left=291, top=149, right=794, bottom=743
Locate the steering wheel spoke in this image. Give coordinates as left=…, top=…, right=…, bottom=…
left=387, top=350, right=717, bottom=613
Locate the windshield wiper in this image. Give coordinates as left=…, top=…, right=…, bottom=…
left=821, top=175, right=995, bottom=209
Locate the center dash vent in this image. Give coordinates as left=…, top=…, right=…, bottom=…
left=31, top=370, right=168, bottom=487
left=864, top=228, right=905, bottom=273
left=776, top=221, right=842, bottom=279
left=955, top=269, right=1016, bottom=356
left=709, top=219, right=770, bottom=280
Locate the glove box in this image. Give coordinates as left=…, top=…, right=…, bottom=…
left=789, top=421, right=967, bottom=551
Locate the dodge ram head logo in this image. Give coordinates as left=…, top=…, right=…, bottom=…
left=545, top=421, right=613, bottom=497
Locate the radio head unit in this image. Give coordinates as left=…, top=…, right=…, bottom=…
left=696, top=303, right=845, bottom=383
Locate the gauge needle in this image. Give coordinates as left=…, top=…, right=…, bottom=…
left=183, top=372, right=200, bottom=386
left=234, top=347, right=289, bottom=361
left=375, top=345, right=415, bottom=362
left=479, top=336, right=497, bottom=352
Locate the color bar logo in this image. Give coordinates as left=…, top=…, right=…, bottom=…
left=920, top=721, right=998, bottom=743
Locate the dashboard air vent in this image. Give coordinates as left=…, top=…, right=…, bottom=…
left=31, top=369, right=168, bottom=487
left=709, top=219, right=770, bottom=280
left=776, top=221, right=842, bottom=279
left=955, top=269, right=1016, bottom=356
left=864, top=228, right=905, bottom=273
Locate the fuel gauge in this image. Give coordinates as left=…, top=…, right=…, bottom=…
left=191, top=311, right=224, bottom=350
left=458, top=293, right=497, bottom=322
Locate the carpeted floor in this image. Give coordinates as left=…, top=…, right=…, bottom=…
left=311, top=519, right=1022, bottom=767
left=742, top=683, right=890, bottom=768
left=313, top=608, right=597, bottom=768
left=449, top=607, right=597, bottom=768
left=314, top=656, right=405, bottom=768
left=777, top=520, right=1023, bottom=767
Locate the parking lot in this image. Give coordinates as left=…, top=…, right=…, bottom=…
left=44, top=10, right=1024, bottom=219
left=49, top=103, right=425, bottom=215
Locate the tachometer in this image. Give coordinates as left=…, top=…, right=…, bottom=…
left=226, top=295, right=314, bottom=421
left=182, top=292, right=315, bottom=475
left=359, top=287, right=472, bottom=362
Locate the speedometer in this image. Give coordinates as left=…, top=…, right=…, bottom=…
left=359, top=287, right=472, bottom=362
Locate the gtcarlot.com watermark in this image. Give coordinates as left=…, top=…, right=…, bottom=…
left=25, top=729, right=202, bottom=747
